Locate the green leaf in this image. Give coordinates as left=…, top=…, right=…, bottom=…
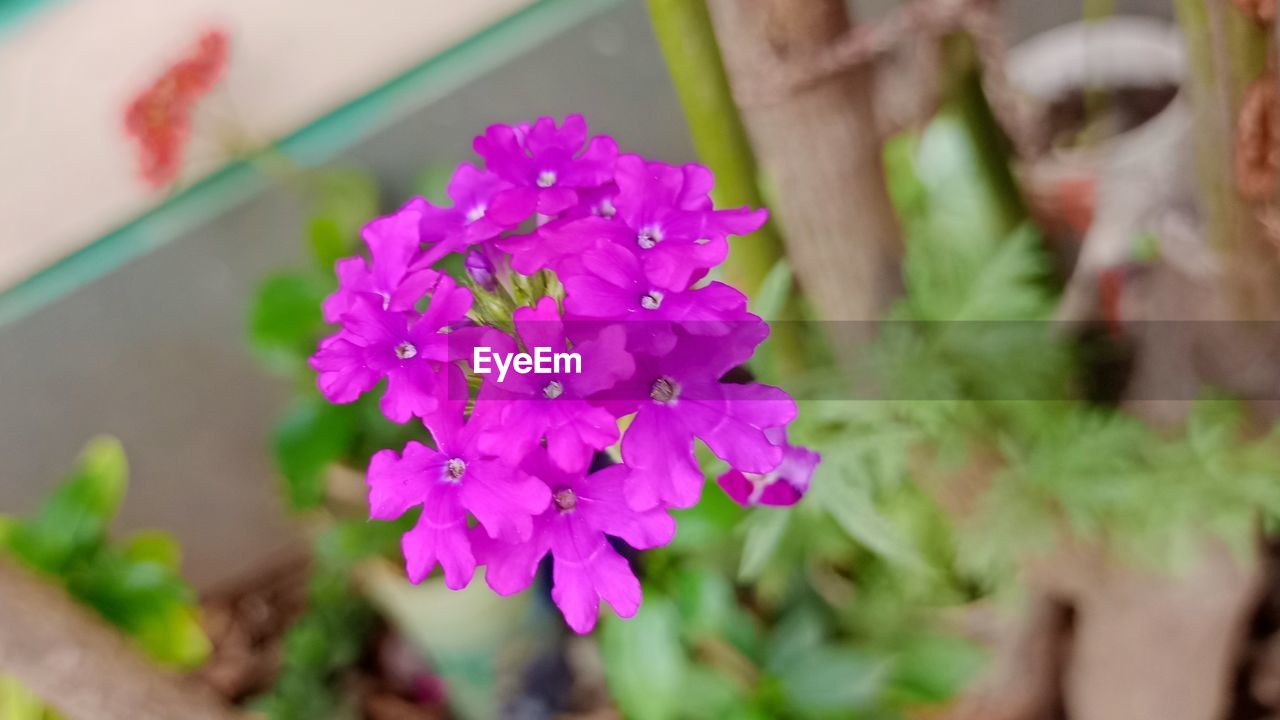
left=749, top=259, right=793, bottom=320
left=306, top=217, right=349, bottom=272
left=678, top=666, right=752, bottom=719
left=131, top=605, right=212, bottom=669
left=248, top=271, right=331, bottom=371
left=274, top=398, right=357, bottom=510
left=600, top=597, right=687, bottom=720
left=0, top=516, right=14, bottom=549
left=738, top=508, right=790, bottom=581
left=886, top=634, right=986, bottom=704
left=0, top=675, right=47, bottom=720
left=816, top=468, right=924, bottom=570
left=7, top=437, right=128, bottom=573
left=123, top=530, right=182, bottom=571
left=773, top=646, right=888, bottom=713
left=305, top=169, right=378, bottom=253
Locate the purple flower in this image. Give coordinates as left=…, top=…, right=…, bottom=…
left=498, top=158, right=765, bottom=286
left=474, top=115, right=617, bottom=216
left=472, top=450, right=674, bottom=633
left=308, top=114, right=816, bottom=633
left=367, top=366, right=551, bottom=589
left=475, top=298, right=634, bottom=473
left=615, top=330, right=796, bottom=510
left=399, top=164, right=534, bottom=271
left=309, top=276, right=474, bottom=422
left=322, top=203, right=440, bottom=323
left=560, top=242, right=755, bottom=355
left=496, top=182, right=620, bottom=276
left=717, top=427, right=819, bottom=507
left=464, top=250, right=498, bottom=292
left=610, top=155, right=767, bottom=290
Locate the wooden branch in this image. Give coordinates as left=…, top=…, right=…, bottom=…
left=706, top=0, right=903, bottom=323
left=645, top=0, right=810, bottom=379
left=1048, top=542, right=1263, bottom=720
left=0, top=555, right=242, bottom=720
left=1173, top=0, right=1280, bottom=319
left=645, top=0, right=785, bottom=295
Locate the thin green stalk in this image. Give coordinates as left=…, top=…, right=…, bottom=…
left=942, top=33, right=1027, bottom=236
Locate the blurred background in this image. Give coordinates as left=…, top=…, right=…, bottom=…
left=4, top=1, right=1279, bottom=719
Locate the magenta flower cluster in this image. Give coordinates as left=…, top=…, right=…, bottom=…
left=310, top=116, right=818, bottom=633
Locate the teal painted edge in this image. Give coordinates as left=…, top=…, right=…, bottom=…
left=0, top=0, right=621, bottom=328
left=0, top=0, right=68, bottom=38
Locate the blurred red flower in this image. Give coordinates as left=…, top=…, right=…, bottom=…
left=124, top=29, right=229, bottom=189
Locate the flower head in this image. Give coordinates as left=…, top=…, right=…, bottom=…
left=310, top=276, right=474, bottom=423
left=615, top=330, right=797, bottom=510
left=309, top=115, right=814, bottom=634
left=474, top=115, right=617, bottom=216
left=717, top=428, right=820, bottom=507
left=368, top=369, right=550, bottom=589
left=124, top=29, right=229, bottom=188
left=323, top=202, right=440, bottom=322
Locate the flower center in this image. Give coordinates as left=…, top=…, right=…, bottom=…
left=542, top=380, right=564, bottom=399
left=466, top=204, right=487, bottom=223
left=553, top=488, right=577, bottom=512
left=595, top=198, right=616, bottom=218
left=445, top=458, right=466, bottom=482
left=650, top=376, right=679, bottom=404
left=536, top=170, right=557, bottom=188
left=640, top=290, right=664, bottom=310
left=394, top=342, right=418, bottom=360
left=637, top=226, right=662, bottom=249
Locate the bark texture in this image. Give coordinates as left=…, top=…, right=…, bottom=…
left=706, top=0, right=902, bottom=322
left=0, top=555, right=242, bottom=720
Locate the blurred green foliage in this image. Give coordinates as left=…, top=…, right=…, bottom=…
left=247, top=169, right=428, bottom=512
left=0, top=438, right=210, bottom=720
left=254, top=517, right=410, bottom=720
left=244, top=102, right=1280, bottom=720
left=247, top=167, right=435, bottom=719
left=0, top=437, right=210, bottom=668
left=601, top=109, right=1280, bottom=720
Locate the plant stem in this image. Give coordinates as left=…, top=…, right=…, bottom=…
left=1172, top=0, right=1280, bottom=318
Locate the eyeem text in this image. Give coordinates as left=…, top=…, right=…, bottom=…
left=473, top=346, right=582, bottom=382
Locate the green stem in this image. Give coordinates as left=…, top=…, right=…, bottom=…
left=942, top=33, right=1027, bottom=235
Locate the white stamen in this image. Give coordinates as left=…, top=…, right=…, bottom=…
left=553, top=488, right=577, bottom=512
left=466, top=204, right=487, bottom=223
left=650, top=376, right=679, bottom=404
left=542, top=380, right=564, bottom=399
left=445, top=458, right=466, bottom=482
left=536, top=170, right=557, bottom=188
left=394, top=342, right=417, bottom=360
left=595, top=198, right=617, bottom=218
left=637, top=226, right=662, bottom=249
left=640, top=290, right=664, bottom=310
